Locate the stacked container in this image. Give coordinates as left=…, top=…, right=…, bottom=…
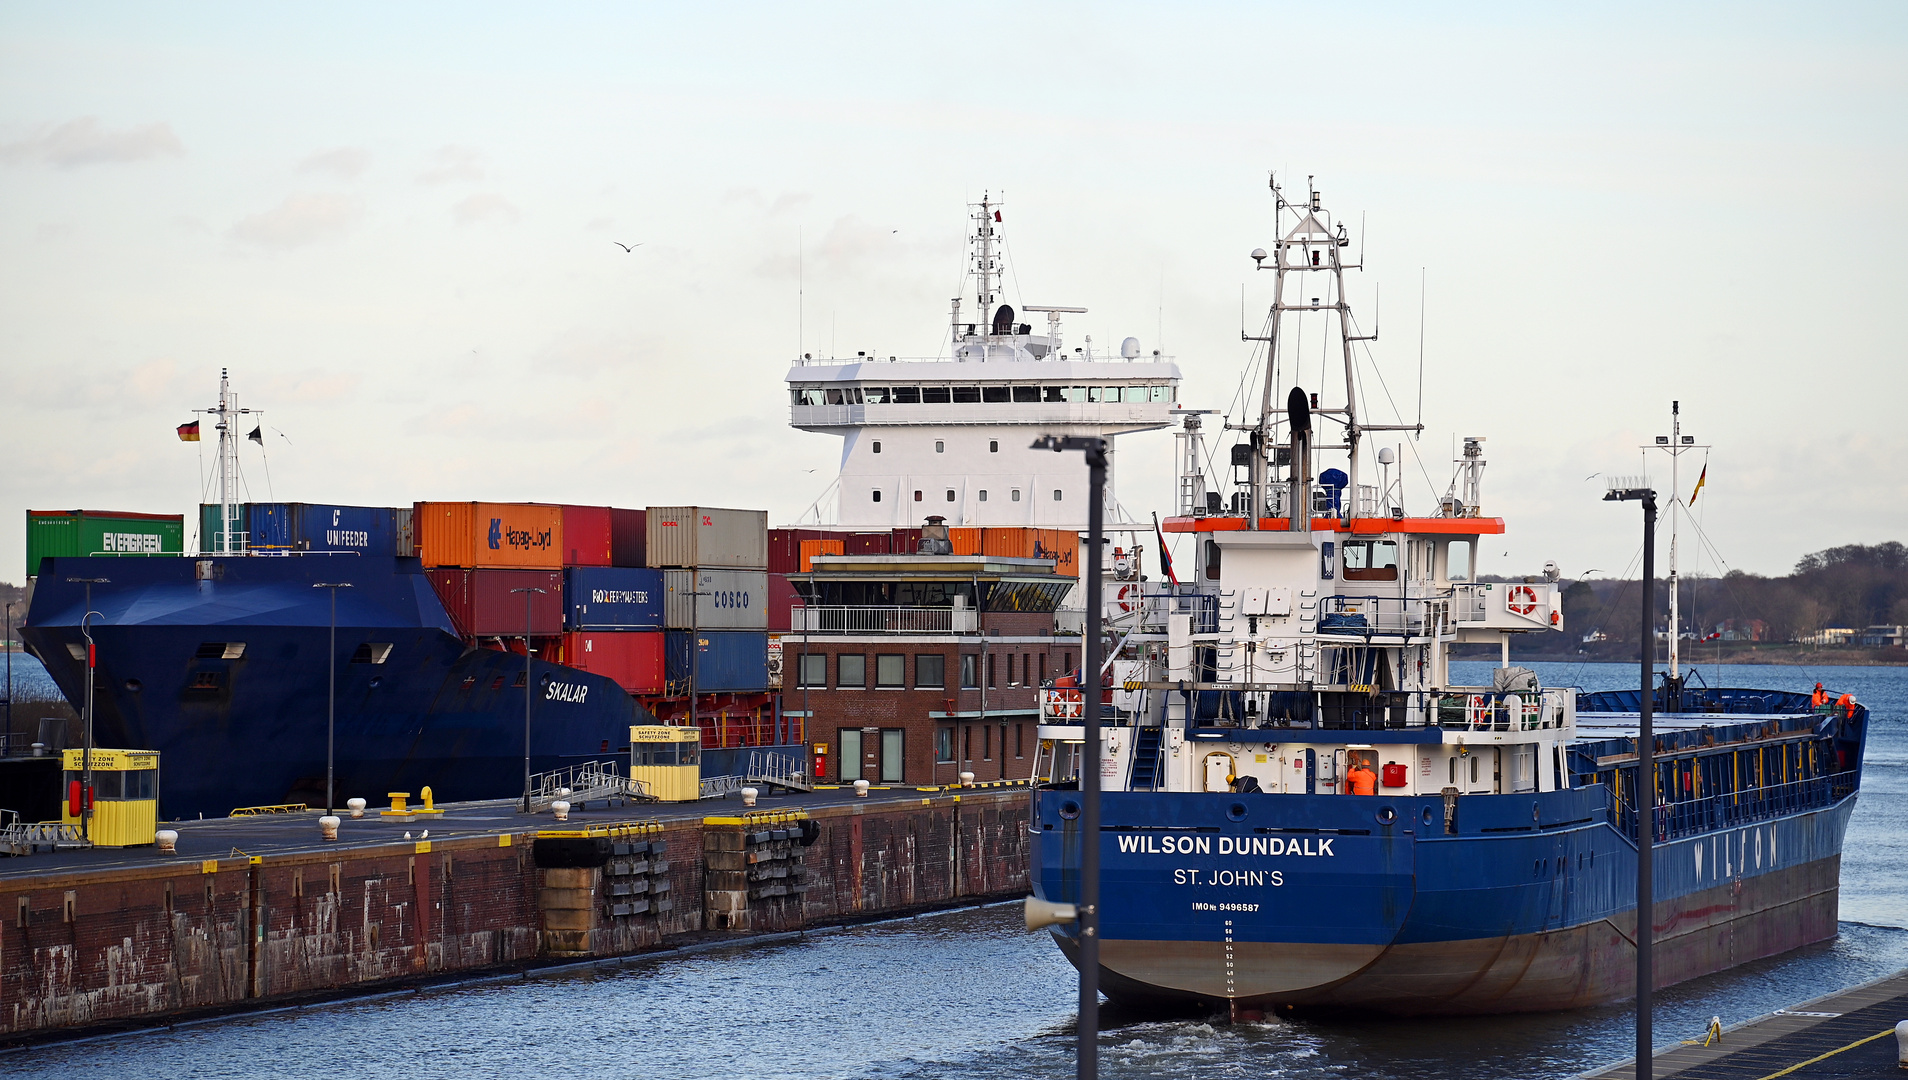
left=27, top=510, right=184, bottom=577
left=426, top=568, right=565, bottom=636
left=647, top=507, right=770, bottom=695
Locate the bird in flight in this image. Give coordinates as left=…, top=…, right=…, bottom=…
left=613, top=241, right=643, bottom=252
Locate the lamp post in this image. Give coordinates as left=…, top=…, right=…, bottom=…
left=313, top=582, right=354, bottom=816
left=5, top=600, right=14, bottom=755
left=66, top=577, right=109, bottom=843
left=1031, top=434, right=1106, bottom=1080
left=513, top=586, right=547, bottom=812
left=1604, top=481, right=1657, bottom=1080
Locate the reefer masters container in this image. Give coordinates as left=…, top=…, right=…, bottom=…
left=414, top=502, right=563, bottom=569
left=560, top=631, right=664, bottom=694
left=664, top=630, right=769, bottom=693
left=27, top=510, right=184, bottom=577
left=565, top=566, right=664, bottom=630
left=426, top=568, right=564, bottom=636
left=663, top=569, right=768, bottom=630
left=645, top=507, right=767, bottom=570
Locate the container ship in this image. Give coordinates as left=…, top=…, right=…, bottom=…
left=1026, top=177, right=1870, bottom=1016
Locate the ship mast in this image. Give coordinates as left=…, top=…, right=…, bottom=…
left=1645, top=401, right=1706, bottom=679
left=200, top=369, right=258, bottom=556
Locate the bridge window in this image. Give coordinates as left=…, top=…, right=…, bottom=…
left=989, top=440, right=999, bottom=452
left=794, top=388, right=827, bottom=406
left=1151, top=386, right=1173, bottom=402
left=864, top=387, right=890, bottom=404
left=1342, top=540, right=1399, bottom=582
left=1044, top=387, right=1066, bottom=403
left=1011, top=489, right=1021, bottom=502
left=982, top=386, right=1009, bottom=403
left=871, top=441, right=881, bottom=453
left=1066, top=387, right=1088, bottom=402
left=892, top=387, right=921, bottom=403
left=923, top=387, right=951, bottom=403
left=1448, top=540, right=1472, bottom=582
left=1013, top=386, right=1040, bottom=402
left=1088, top=386, right=1109, bottom=403
left=953, top=386, right=981, bottom=404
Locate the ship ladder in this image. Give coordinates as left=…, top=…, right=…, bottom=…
left=1127, top=726, right=1167, bottom=791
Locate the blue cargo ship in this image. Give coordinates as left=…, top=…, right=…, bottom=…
left=1025, top=177, right=1868, bottom=1015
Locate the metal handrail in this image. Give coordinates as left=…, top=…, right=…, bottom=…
left=1609, top=770, right=1858, bottom=844
left=791, top=606, right=977, bottom=633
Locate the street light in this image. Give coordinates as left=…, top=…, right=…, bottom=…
left=1030, top=434, right=1106, bottom=1080
left=313, top=582, right=354, bottom=816
left=1603, top=480, right=1657, bottom=1080
left=5, top=600, right=15, bottom=755
left=512, top=586, right=548, bottom=812
left=66, top=577, right=109, bottom=843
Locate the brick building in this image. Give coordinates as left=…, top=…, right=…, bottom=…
left=783, top=550, right=1075, bottom=786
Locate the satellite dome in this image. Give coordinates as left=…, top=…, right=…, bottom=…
left=1120, top=337, right=1141, bottom=359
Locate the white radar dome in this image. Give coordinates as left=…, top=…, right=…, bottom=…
left=1120, top=337, right=1141, bottom=359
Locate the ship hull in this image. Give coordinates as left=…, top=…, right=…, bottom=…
left=23, top=556, right=641, bottom=818
left=1033, top=785, right=1855, bottom=1016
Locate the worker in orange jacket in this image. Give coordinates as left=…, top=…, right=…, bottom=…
left=1346, top=758, right=1378, bottom=796
left=1836, top=692, right=1856, bottom=719
left=1811, top=683, right=1829, bottom=709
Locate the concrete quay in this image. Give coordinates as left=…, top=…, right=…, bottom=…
left=0, top=782, right=1033, bottom=1044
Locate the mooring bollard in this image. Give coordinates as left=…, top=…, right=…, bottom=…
left=346, top=797, right=366, bottom=819
left=741, top=787, right=759, bottom=807
left=552, top=800, right=571, bottom=822
left=959, top=771, right=975, bottom=788
left=319, top=815, right=341, bottom=841
left=853, top=779, right=869, bottom=798
left=155, top=829, right=178, bottom=853
left=1895, top=1018, right=1907, bottom=1067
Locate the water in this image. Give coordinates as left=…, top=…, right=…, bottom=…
left=7, top=662, right=1905, bottom=1078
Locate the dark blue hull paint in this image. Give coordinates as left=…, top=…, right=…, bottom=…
left=23, top=556, right=640, bottom=818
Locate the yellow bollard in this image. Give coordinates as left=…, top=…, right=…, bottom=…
left=421, top=786, right=434, bottom=811
left=380, top=792, right=416, bottom=822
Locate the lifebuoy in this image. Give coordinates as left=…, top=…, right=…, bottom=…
left=1507, top=584, right=1539, bottom=616
left=1113, top=584, right=1137, bottom=614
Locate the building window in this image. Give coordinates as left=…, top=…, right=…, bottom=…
left=876, top=654, right=904, bottom=688
left=1053, top=489, right=1063, bottom=501
left=987, top=653, right=997, bottom=688
left=915, top=653, right=945, bottom=689
left=960, top=654, right=979, bottom=689
left=983, top=725, right=992, bottom=760
left=839, top=654, right=867, bottom=688
left=914, top=490, right=923, bottom=502
left=840, top=729, right=861, bottom=782
left=1063, top=652, right=1073, bottom=675
left=1038, top=652, right=1047, bottom=682
left=989, top=440, right=999, bottom=453
left=936, top=726, right=954, bottom=763
left=1007, top=654, right=1018, bottom=686
left=798, top=653, right=826, bottom=688
left=1011, top=489, right=1021, bottom=502
left=872, top=440, right=881, bottom=453
left=945, top=489, right=956, bottom=502
left=935, top=440, right=945, bottom=453
left=872, top=490, right=882, bottom=503
left=1016, top=723, right=1025, bottom=758
left=978, top=490, right=988, bottom=502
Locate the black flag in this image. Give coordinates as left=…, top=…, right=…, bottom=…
left=247, top=426, right=263, bottom=445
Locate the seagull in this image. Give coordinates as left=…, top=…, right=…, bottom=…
left=1584, top=472, right=1600, bottom=481
left=420, top=829, right=429, bottom=839
left=403, top=831, right=412, bottom=840
left=613, top=241, right=643, bottom=252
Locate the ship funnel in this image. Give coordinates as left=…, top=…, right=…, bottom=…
left=1024, top=896, right=1079, bottom=931
left=918, top=516, right=953, bottom=555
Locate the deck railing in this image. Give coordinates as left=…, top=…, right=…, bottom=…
left=1611, top=770, right=1859, bottom=844
left=790, top=606, right=977, bottom=634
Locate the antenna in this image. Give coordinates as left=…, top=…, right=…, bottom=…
left=1359, top=210, right=1366, bottom=269
left=798, top=226, right=804, bottom=361
left=1415, top=267, right=1426, bottom=435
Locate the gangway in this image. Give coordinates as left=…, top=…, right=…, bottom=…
left=525, top=760, right=653, bottom=813
left=0, top=809, right=90, bottom=856
left=699, top=752, right=814, bottom=800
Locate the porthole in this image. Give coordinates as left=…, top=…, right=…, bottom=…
left=935, top=441, right=945, bottom=453
left=1053, top=489, right=1063, bottom=501
left=872, top=490, right=882, bottom=503
left=1376, top=806, right=1397, bottom=825
left=990, top=440, right=999, bottom=453
left=914, top=490, right=923, bottom=502
left=1225, top=802, right=1248, bottom=822
left=872, top=441, right=882, bottom=454
left=1012, top=490, right=1021, bottom=502
left=979, top=490, right=988, bottom=502
left=124, top=679, right=142, bottom=692
left=945, top=490, right=956, bottom=502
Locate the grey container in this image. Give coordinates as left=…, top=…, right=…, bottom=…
left=664, top=568, right=769, bottom=630
left=394, top=506, right=414, bottom=557
left=645, top=506, right=768, bottom=570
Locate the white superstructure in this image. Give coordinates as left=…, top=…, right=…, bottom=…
left=786, top=196, right=1181, bottom=529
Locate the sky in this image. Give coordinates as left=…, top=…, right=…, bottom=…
left=3, top=3, right=1904, bottom=585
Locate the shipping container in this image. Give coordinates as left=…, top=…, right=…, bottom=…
left=766, top=573, right=801, bottom=633
left=798, top=538, right=844, bottom=572
left=664, top=630, right=770, bottom=693
left=844, top=531, right=892, bottom=555
left=890, top=527, right=923, bottom=556
left=645, top=506, right=768, bottom=570
left=394, top=506, right=414, bottom=558
left=554, top=504, right=613, bottom=567
left=949, top=527, right=982, bottom=555
left=197, top=503, right=247, bottom=554
left=1033, top=528, right=1081, bottom=576
left=663, top=568, right=769, bottom=630
left=426, top=568, right=564, bottom=636
left=559, top=631, right=664, bottom=694
left=414, top=502, right=564, bottom=569
left=27, top=510, right=184, bottom=577
left=564, top=566, right=665, bottom=630
left=261, top=503, right=401, bottom=555
left=610, top=508, right=647, bottom=568
left=768, top=528, right=830, bottom=575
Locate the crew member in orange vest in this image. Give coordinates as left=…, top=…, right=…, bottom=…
left=1811, top=683, right=1829, bottom=709
left=1836, top=692, right=1856, bottom=719
left=1346, top=757, right=1378, bottom=796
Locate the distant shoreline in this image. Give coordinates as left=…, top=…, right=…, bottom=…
left=1456, top=649, right=1908, bottom=668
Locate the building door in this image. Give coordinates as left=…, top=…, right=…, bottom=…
left=881, top=729, right=904, bottom=783
left=839, top=729, right=861, bottom=783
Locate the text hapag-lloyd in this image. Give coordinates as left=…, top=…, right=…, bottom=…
left=1117, top=834, right=1336, bottom=857
left=487, top=518, right=554, bottom=552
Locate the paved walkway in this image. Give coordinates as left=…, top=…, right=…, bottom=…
left=1583, top=969, right=1908, bottom=1079
left=0, top=778, right=1030, bottom=880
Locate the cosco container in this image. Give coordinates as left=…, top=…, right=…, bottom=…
left=414, top=502, right=563, bottom=569
left=426, top=568, right=564, bottom=636
left=27, top=510, right=184, bottom=577
left=645, top=506, right=767, bottom=570
left=564, top=566, right=664, bottom=630
left=663, top=569, right=769, bottom=630
left=558, top=631, right=664, bottom=694
left=664, top=630, right=770, bottom=693
left=610, top=508, right=647, bottom=567
left=554, top=504, right=612, bottom=567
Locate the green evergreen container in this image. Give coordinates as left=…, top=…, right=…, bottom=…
left=26, top=510, right=185, bottom=577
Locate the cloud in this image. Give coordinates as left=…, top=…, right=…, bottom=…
left=452, top=193, right=520, bottom=226
left=418, top=145, right=483, bottom=185
left=584, top=215, right=613, bottom=232
left=1, top=116, right=183, bottom=168
left=229, top=193, right=363, bottom=249
left=297, top=147, right=370, bottom=180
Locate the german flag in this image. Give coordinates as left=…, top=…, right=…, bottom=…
left=176, top=421, right=200, bottom=442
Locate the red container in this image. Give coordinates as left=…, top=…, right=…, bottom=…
left=427, top=568, right=564, bottom=637
left=768, top=528, right=830, bottom=574
left=767, top=572, right=802, bottom=632
left=891, top=528, right=922, bottom=555
left=558, top=505, right=613, bottom=566
left=844, top=531, right=892, bottom=555
left=560, top=631, right=664, bottom=694
left=611, top=508, right=647, bottom=567
left=1381, top=762, right=1409, bottom=788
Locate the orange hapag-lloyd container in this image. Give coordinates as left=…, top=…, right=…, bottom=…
left=414, top=502, right=564, bottom=569
left=1033, top=528, right=1080, bottom=577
